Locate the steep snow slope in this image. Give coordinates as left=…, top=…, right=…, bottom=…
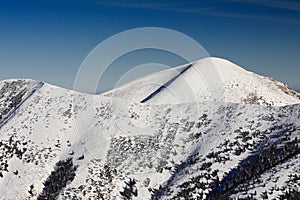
left=103, top=57, right=300, bottom=106
left=0, top=79, right=299, bottom=199
left=0, top=79, right=43, bottom=129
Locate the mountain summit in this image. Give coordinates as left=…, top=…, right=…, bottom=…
left=103, top=57, right=300, bottom=106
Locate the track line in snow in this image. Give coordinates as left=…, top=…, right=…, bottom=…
left=141, top=64, right=193, bottom=103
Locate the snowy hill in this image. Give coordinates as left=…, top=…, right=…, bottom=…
left=0, top=58, right=299, bottom=200
left=103, top=57, right=300, bottom=106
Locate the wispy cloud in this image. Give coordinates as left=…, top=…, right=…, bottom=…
left=226, top=0, right=300, bottom=11
left=74, top=0, right=300, bottom=24
left=82, top=0, right=215, bottom=13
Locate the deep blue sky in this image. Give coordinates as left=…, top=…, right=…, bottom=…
left=0, top=0, right=299, bottom=92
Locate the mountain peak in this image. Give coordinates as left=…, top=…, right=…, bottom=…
left=102, top=57, right=300, bottom=106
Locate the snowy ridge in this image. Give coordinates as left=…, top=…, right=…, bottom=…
left=102, top=57, right=300, bottom=106
left=0, top=57, right=299, bottom=200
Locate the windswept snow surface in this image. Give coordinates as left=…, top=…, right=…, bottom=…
left=0, top=58, right=299, bottom=200
left=103, top=57, right=300, bottom=106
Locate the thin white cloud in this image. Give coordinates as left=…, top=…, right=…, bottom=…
left=69, top=0, right=300, bottom=24
left=226, top=0, right=300, bottom=11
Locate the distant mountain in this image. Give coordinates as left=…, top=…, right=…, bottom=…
left=0, top=58, right=299, bottom=199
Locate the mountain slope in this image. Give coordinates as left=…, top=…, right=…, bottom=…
left=0, top=79, right=43, bottom=129
left=103, top=57, right=300, bottom=106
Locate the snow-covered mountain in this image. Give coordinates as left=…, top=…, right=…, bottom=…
left=0, top=58, right=299, bottom=200
left=103, top=57, right=300, bottom=106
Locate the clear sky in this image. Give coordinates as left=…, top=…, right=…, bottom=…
left=0, top=0, right=299, bottom=92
